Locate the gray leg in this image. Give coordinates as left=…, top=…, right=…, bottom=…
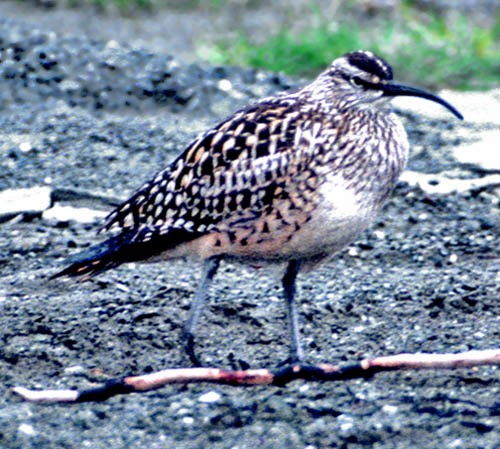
left=184, top=256, right=221, bottom=366
left=282, top=260, right=303, bottom=363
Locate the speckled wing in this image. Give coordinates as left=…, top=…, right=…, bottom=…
left=99, top=95, right=324, bottom=254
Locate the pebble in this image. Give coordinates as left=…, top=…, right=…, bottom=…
left=382, top=404, right=398, bottom=415
left=63, top=365, right=86, bottom=375
left=337, top=414, right=354, bottom=432
left=348, top=247, right=360, bottom=257
left=19, top=141, right=33, bottom=153
left=18, top=423, right=36, bottom=436
left=198, top=391, right=221, bottom=403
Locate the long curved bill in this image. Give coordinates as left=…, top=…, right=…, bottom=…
left=381, top=83, right=464, bottom=120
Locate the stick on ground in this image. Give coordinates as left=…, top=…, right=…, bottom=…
left=12, top=349, right=499, bottom=404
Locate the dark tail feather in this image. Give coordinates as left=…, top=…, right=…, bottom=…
left=51, top=228, right=201, bottom=280
left=51, top=232, right=136, bottom=280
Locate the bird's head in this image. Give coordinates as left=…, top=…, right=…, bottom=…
left=323, top=50, right=463, bottom=120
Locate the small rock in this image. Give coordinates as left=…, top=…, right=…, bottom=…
left=64, top=365, right=86, bottom=375
left=337, top=413, right=354, bottom=432
left=182, top=416, right=194, bottom=425
left=382, top=404, right=398, bottom=415
left=18, top=423, right=36, bottom=436
left=198, top=391, right=221, bottom=404
left=42, top=204, right=108, bottom=224
left=0, top=186, right=51, bottom=220
left=348, top=247, right=360, bottom=257
left=19, top=141, right=33, bottom=153
left=452, top=130, right=500, bottom=171
left=217, top=79, right=232, bottom=92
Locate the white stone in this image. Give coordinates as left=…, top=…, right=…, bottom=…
left=198, top=390, right=221, bottom=403
left=382, top=404, right=398, bottom=415
left=105, top=40, right=120, bottom=50
left=337, top=414, right=354, bottom=432
left=63, top=365, right=86, bottom=375
left=348, top=247, right=360, bottom=257
left=340, top=422, right=353, bottom=432
left=18, top=423, right=36, bottom=436
left=448, top=439, right=463, bottom=449
left=217, top=79, right=232, bottom=92
left=299, top=384, right=310, bottom=393
left=42, top=204, right=108, bottom=223
left=452, top=130, right=500, bottom=171
left=19, top=142, right=33, bottom=153
left=0, top=186, right=51, bottom=218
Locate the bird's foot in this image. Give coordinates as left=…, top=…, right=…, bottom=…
left=183, top=330, right=203, bottom=367
left=276, top=353, right=303, bottom=369
left=227, top=352, right=251, bottom=371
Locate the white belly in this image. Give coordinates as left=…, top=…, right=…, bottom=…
left=285, top=174, right=379, bottom=260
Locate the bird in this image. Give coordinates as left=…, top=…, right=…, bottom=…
left=53, top=50, right=463, bottom=366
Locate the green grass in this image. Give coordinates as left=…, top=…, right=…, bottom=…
left=202, top=8, right=500, bottom=90
left=203, top=23, right=365, bottom=78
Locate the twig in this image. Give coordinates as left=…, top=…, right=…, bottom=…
left=12, top=349, right=499, bottom=404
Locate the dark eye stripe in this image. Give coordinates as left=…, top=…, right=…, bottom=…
left=341, top=74, right=376, bottom=90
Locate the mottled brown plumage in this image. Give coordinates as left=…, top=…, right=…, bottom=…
left=54, top=50, right=463, bottom=365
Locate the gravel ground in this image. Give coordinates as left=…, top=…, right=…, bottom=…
left=0, top=13, right=499, bottom=449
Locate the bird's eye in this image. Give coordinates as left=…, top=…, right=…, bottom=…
left=350, top=76, right=364, bottom=87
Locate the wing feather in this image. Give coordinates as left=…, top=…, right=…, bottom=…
left=98, top=94, right=326, bottom=247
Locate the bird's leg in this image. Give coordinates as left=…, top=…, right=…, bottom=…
left=282, top=259, right=303, bottom=364
left=184, top=256, right=221, bottom=366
